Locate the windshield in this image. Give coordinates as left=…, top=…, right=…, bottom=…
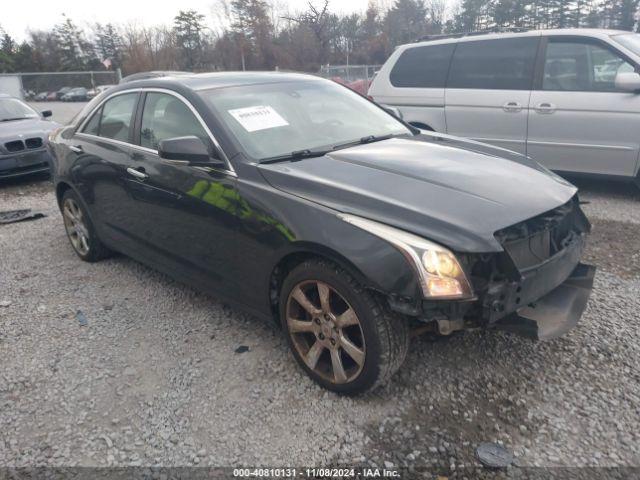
left=199, top=80, right=412, bottom=161
left=0, top=98, right=39, bottom=121
left=612, top=33, right=640, bottom=58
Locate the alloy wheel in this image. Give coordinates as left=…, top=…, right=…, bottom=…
left=286, top=280, right=366, bottom=385
left=62, top=198, right=90, bottom=256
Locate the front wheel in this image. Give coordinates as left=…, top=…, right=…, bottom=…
left=280, top=259, right=410, bottom=394
left=61, top=189, right=112, bottom=262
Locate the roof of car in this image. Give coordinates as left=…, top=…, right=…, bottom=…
left=118, top=71, right=322, bottom=92
left=408, top=28, right=632, bottom=48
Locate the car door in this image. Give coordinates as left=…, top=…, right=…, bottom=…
left=122, top=90, right=242, bottom=299
left=72, top=91, right=141, bottom=251
left=527, top=36, right=640, bottom=177
left=444, top=35, right=540, bottom=154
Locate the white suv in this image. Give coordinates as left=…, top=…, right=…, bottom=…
left=369, top=29, right=640, bottom=182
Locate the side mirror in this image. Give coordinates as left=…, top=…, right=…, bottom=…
left=382, top=105, right=403, bottom=120
left=158, top=136, right=223, bottom=168
left=41, top=110, right=53, bottom=118
left=615, top=72, right=640, bottom=93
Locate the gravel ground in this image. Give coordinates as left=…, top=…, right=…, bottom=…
left=0, top=175, right=639, bottom=475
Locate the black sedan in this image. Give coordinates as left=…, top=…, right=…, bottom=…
left=0, top=94, right=60, bottom=179
left=61, top=87, right=88, bottom=102
left=48, top=73, right=595, bottom=394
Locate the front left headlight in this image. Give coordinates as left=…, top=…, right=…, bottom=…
left=339, top=214, right=473, bottom=299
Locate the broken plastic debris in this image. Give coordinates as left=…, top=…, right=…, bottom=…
left=76, top=310, right=88, bottom=327
left=234, top=345, right=250, bottom=354
left=476, top=442, right=514, bottom=468
left=0, top=300, right=11, bottom=308
left=0, top=209, right=45, bottom=224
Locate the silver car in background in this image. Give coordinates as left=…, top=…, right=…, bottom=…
left=0, top=94, right=60, bottom=179
left=369, top=29, right=640, bottom=183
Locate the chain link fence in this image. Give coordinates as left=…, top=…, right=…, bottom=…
left=318, top=65, right=380, bottom=83
left=0, top=71, right=121, bottom=100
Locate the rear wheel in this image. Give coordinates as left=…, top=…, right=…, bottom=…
left=61, top=189, right=112, bottom=262
left=280, top=259, right=409, bottom=394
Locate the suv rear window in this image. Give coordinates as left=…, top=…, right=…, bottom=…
left=447, top=37, right=539, bottom=90
left=390, top=44, right=456, bottom=88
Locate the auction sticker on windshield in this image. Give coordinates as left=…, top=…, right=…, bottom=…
left=228, top=105, right=289, bottom=132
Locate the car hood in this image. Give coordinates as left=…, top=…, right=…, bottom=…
left=257, top=136, right=577, bottom=252
left=0, top=118, right=60, bottom=145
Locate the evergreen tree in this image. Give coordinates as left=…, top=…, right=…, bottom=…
left=173, top=10, right=207, bottom=70
left=231, top=0, right=276, bottom=69
left=54, top=16, right=91, bottom=70
left=385, top=0, right=430, bottom=44
left=0, top=27, right=15, bottom=72
left=94, top=23, right=124, bottom=69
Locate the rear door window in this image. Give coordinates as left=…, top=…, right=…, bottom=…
left=447, top=37, right=539, bottom=90
left=390, top=43, right=456, bottom=88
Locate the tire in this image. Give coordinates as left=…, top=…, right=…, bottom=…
left=60, top=189, right=112, bottom=262
left=279, top=259, right=410, bottom=395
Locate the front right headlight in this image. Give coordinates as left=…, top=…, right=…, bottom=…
left=339, top=214, right=473, bottom=299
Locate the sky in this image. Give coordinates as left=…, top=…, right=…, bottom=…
left=2, top=0, right=380, bottom=41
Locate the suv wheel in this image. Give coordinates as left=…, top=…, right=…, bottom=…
left=280, top=259, right=409, bottom=394
left=61, top=189, right=112, bottom=262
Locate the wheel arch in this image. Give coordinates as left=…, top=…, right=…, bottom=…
left=268, top=242, right=375, bottom=324
left=55, top=181, right=73, bottom=207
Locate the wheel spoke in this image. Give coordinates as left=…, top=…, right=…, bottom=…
left=317, top=282, right=331, bottom=313
left=330, top=349, right=347, bottom=383
left=336, top=308, right=359, bottom=328
left=79, top=234, right=89, bottom=253
left=305, top=340, right=324, bottom=370
left=287, top=317, right=315, bottom=333
left=292, top=286, right=321, bottom=317
left=340, top=332, right=365, bottom=366
left=63, top=205, right=76, bottom=223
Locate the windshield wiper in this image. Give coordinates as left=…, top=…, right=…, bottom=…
left=331, top=133, right=399, bottom=152
left=260, top=148, right=330, bottom=164
left=259, top=134, right=403, bottom=164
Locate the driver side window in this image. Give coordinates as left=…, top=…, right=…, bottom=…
left=139, top=93, right=209, bottom=150
left=543, top=40, right=635, bottom=92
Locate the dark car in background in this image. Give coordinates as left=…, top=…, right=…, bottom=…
left=55, top=87, right=72, bottom=100
left=61, top=87, right=88, bottom=102
left=0, top=94, right=60, bottom=179
left=48, top=72, right=595, bottom=394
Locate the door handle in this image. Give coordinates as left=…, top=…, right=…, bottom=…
left=69, top=145, right=83, bottom=153
left=535, top=102, right=556, bottom=114
left=502, top=101, right=523, bottom=113
left=126, top=167, right=148, bottom=180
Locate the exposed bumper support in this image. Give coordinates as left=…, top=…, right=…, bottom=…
left=494, top=263, right=596, bottom=340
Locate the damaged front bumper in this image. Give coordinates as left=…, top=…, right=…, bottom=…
left=494, top=262, right=596, bottom=340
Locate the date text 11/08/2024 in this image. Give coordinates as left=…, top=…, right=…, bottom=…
left=233, top=467, right=401, bottom=478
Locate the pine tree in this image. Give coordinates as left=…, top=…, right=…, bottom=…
left=94, top=23, right=124, bottom=69
left=385, top=0, right=430, bottom=44
left=0, top=27, right=16, bottom=73
left=231, top=0, right=276, bottom=69
left=54, top=16, right=91, bottom=71
left=173, top=10, right=207, bottom=71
